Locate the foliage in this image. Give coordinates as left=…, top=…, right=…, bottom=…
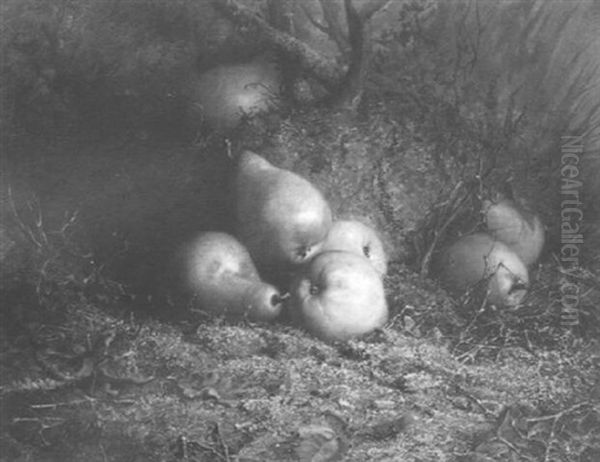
left=0, top=0, right=220, bottom=137
left=1, top=1, right=599, bottom=460
left=1, top=294, right=598, bottom=460
left=1, top=185, right=125, bottom=317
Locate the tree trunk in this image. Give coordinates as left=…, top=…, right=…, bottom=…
left=332, top=0, right=368, bottom=110
left=212, top=0, right=344, bottom=90
left=333, top=0, right=392, bottom=110
left=212, top=0, right=391, bottom=111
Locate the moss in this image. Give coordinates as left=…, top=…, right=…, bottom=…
left=1, top=86, right=598, bottom=462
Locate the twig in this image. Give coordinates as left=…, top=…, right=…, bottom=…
left=301, top=2, right=329, bottom=35
left=58, top=209, right=79, bottom=235
left=526, top=401, right=591, bottom=423
left=317, top=0, right=349, bottom=54
left=419, top=180, right=466, bottom=277
left=30, top=398, right=95, bottom=409
left=7, top=185, right=44, bottom=249
left=182, top=434, right=228, bottom=462
left=358, top=0, right=391, bottom=21
left=212, top=0, right=343, bottom=88
left=27, top=194, right=49, bottom=246
left=12, top=416, right=66, bottom=446
left=529, top=402, right=592, bottom=462
left=497, top=435, right=533, bottom=461
left=213, top=422, right=231, bottom=462
left=453, top=384, right=496, bottom=418
left=99, top=443, right=108, bottom=462
left=12, top=417, right=65, bottom=424
left=454, top=341, right=495, bottom=363
left=460, top=290, right=491, bottom=336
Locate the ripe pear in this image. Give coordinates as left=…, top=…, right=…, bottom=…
left=483, top=198, right=545, bottom=265
left=234, top=151, right=333, bottom=279
left=289, top=251, right=388, bottom=341
left=321, top=219, right=388, bottom=276
left=434, top=233, right=529, bottom=307
left=193, top=59, right=280, bottom=131
left=178, top=232, right=282, bottom=321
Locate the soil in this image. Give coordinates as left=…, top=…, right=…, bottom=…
left=0, top=125, right=599, bottom=461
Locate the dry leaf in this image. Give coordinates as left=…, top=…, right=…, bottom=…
left=296, top=424, right=343, bottom=462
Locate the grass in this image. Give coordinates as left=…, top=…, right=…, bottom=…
left=1, top=104, right=599, bottom=461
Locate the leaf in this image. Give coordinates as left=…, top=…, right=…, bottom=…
left=364, top=414, right=412, bottom=441
left=295, top=424, right=343, bottom=462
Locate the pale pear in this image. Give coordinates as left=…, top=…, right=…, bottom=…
left=193, top=59, right=280, bottom=131
left=434, top=233, right=529, bottom=307
left=321, top=219, right=388, bottom=276
left=234, top=151, right=333, bottom=279
left=178, top=231, right=282, bottom=321
left=483, top=198, right=545, bottom=265
left=289, top=251, right=388, bottom=341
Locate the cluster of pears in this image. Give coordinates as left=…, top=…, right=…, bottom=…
left=433, top=195, right=545, bottom=307
left=177, top=151, right=389, bottom=341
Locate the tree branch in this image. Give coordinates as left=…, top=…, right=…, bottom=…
left=333, top=0, right=369, bottom=109
left=212, top=0, right=343, bottom=88
left=300, top=2, right=330, bottom=36
left=358, top=0, right=392, bottom=21
left=318, top=0, right=350, bottom=55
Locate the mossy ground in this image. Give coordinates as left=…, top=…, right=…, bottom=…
left=1, top=104, right=599, bottom=461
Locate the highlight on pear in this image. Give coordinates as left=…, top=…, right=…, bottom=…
left=483, top=198, right=545, bottom=266
left=176, top=231, right=282, bottom=322
left=234, top=150, right=333, bottom=278
left=289, top=250, right=389, bottom=342
left=192, top=58, right=280, bottom=131
left=320, top=219, right=388, bottom=276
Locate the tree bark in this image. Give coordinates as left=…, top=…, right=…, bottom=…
left=358, top=0, right=392, bottom=21
left=333, top=0, right=391, bottom=109
left=212, top=0, right=391, bottom=110
left=212, top=0, right=344, bottom=90
left=332, top=0, right=368, bottom=109
left=318, top=0, right=350, bottom=57
left=267, top=0, right=295, bottom=34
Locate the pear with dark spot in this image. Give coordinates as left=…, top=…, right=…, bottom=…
left=434, top=233, right=529, bottom=307
left=177, top=232, right=282, bottom=321
left=321, top=219, right=388, bottom=276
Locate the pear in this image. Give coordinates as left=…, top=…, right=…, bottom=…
left=289, top=251, right=388, bottom=341
left=234, top=151, right=333, bottom=280
left=483, top=198, right=545, bottom=265
left=321, top=219, right=388, bottom=276
left=193, top=59, right=280, bottom=131
left=434, top=233, right=529, bottom=307
left=178, top=231, right=282, bottom=321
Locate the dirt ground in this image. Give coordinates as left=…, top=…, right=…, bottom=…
left=1, top=109, right=599, bottom=461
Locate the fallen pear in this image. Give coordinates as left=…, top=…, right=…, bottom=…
left=289, top=250, right=388, bottom=341
left=433, top=232, right=529, bottom=307
left=483, top=197, right=545, bottom=266
left=321, top=219, right=388, bottom=276
left=193, top=58, right=280, bottom=131
left=177, top=231, right=282, bottom=321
